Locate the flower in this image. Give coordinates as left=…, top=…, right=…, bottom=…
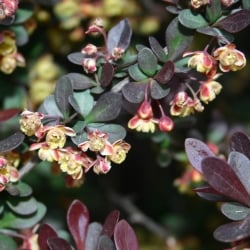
left=183, top=50, right=217, bottom=77
left=81, top=43, right=97, bottom=56
left=93, top=156, right=112, bottom=174
left=111, top=47, right=124, bottom=60
left=213, top=43, right=246, bottom=72
left=82, top=58, right=97, bottom=74
left=108, top=140, right=131, bottom=164
left=200, top=80, right=222, bottom=104
left=0, top=0, right=19, bottom=19
left=19, top=110, right=44, bottom=136
left=190, top=0, right=210, bottom=8
left=158, top=115, right=174, bottom=132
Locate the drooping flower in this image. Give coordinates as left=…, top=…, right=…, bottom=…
left=200, top=80, right=222, bottom=104
left=158, top=115, right=174, bottom=132
left=92, top=156, right=112, bottom=174
left=190, top=0, right=210, bottom=9
left=213, top=43, right=246, bottom=72
left=108, top=140, right=131, bottom=164
left=82, top=58, right=97, bottom=74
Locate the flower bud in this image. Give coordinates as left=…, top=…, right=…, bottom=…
left=82, top=58, right=97, bottom=74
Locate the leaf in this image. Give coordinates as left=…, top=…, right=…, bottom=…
left=39, top=95, right=64, bottom=118
left=165, top=17, right=194, bottom=61
left=201, top=157, right=250, bottom=207
left=14, top=2, right=34, bottom=24
left=47, top=237, right=73, bottom=250
left=228, top=151, right=250, bottom=194
left=69, top=90, right=94, bottom=117
left=67, top=52, right=85, bottom=65
left=195, top=185, right=228, bottom=201
left=154, top=61, right=175, bottom=84
left=128, top=64, right=148, bottom=81
left=221, top=202, right=250, bottom=221
left=0, top=131, right=25, bottom=153
left=0, top=234, right=17, bottom=250
left=66, top=73, right=96, bottom=90
left=97, top=235, right=116, bottom=250
left=85, top=222, right=103, bottom=250
left=38, top=224, right=58, bottom=250
left=107, top=19, right=132, bottom=54
left=55, top=75, right=73, bottom=118
left=100, top=63, right=114, bottom=87
left=178, top=9, right=208, bottom=29
left=85, top=92, right=122, bottom=123
left=214, top=216, right=250, bottom=243
left=67, top=200, right=89, bottom=250
left=230, top=131, right=250, bottom=159
left=137, top=48, right=158, bottom=76
left=114, top=220, right=139, bottom=250
left=215, top=10, right=250, bottom=33
left=243, top=0, right=250, bottom=9
left=11, top=181, right=33, bottom=197
left=184, top=138, right=215, bottom=173
left=122, top=82, right=147, bottom=103
left=10, top=26, right=29, bottom=46
left=102, top=210, right=120, bottom=237
left=0, top=109, right=20, bottom=123
left=150, top=81, right=170, bottom=99
left=148, top=36, right=168, bottom=63
left=205, top=0, right=222, bottom=23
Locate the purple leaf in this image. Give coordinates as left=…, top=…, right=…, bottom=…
left=230, top=131, right=250, bottom=160
left=194, top=185, right=228, bottom=201
left=0, top=131, right=25, bottom=153
left=214, top=216, right=250, bottom=243
left=154, top=61, right=175, bottom=84
left=100, top=62, right=114, bottom=87
left=38, top=224, right=58, bottom=250
left=215, top=9, right=250, bottom=33
left=122, top=82, right=147, bottom=103
left=0, top=108, right=20, bottom=123
left=201, top=157, right=250, bottom=207
left=47, top=237, right=73, bottom=250
left=185, top=138, right=215, bottom=173
left=114, top=219, right=139, bottom=250
left=66, top=200, right=89, bottom=250
left=97, top=235, right=116, bottom=250
left=85, top=222, right=103, bottom=250
left=101, top=210, right=120, bottom=237
left=148, top=36, right=168, bottom=63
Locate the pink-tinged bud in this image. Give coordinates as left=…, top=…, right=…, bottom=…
left=137, top=100, right=153, bottom=119
left=93, top=156, right=112, bottom=174
left=221, top=0, right=236, bottom=7
left=158, top=116, right=174, bottom=132
left=200, top=80, right=222, bottom=104
left=213, top=44, right=246, bottom=72
left=0, top=0, right=19, bottom=19
left=82, top=58, right=97, bottom=74
left=190, top=0, right=210, bottom=8
left=0, top=157, right=7, bottom=168
left=111, top=47, right=124, bottom=60
left=81, top=43, right=97, bottom=56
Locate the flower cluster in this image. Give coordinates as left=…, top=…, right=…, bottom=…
left=190, top=0, right=235, bottom=9
left=169, top=43, right=246, bottom=117
left=0, top=0, right=19, bottom=20
left=0, top=30, right=25, bottom=74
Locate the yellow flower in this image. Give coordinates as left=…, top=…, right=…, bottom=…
left=0, top=31, right=17, bottom=56
left=190, top=0, right=210, bottom=8
left=200, top=80, right=222, bottom=104
left=109, top=140, right=131, bottom=164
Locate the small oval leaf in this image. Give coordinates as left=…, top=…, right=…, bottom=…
left=122, top=82, right=147, bottom=103
left=138, top=48, right=158, bottom=76
left=0, top=109, right=20, bottom=123
left=38, top=224, right=58, bottom=250
left=0, top=131, right=25, bottom=153
left=221, top=202, right=250, bottom=221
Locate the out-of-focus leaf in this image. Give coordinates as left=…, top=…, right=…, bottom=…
left=0, top=234, right=17, bottom=250
left=85, top=92, right=122, bottom=123
left=97, top=235, right=116, bottom=250
left=10, top=26, right=29, bottom=46
left=201, top=157, right=250, bottom=207
left=0, top=131, right=25, bottom=153
left=228, top=151, right=250, bottom=194
left=150, top=81, right=170, bottom=99
left=107, top=19, right=132, bottom=54
left=122, top=82, right=147, bottom=103
left=39, top=95, right=63, bottom=118
left=67, top=52, right=85, bottom=65
left=47, top=237, right=73, bottom=250
left=184, top=138, right=215, bottom=173
left=85, top=222, right=103, bottom=250
left=102, top=210, right=120, bottom=237
left=165, top=17, right=194, bottom=61
left=154, top=61, right=175, bottom=84
left=55, top=75, right=73, bottom=118
left=14, top=2, right=34, bottom=24
left=128, top=64, right=148, bottom=81
left=215, top=10, right=250, bottom=33
left=10, top=182, right=32, bottom=197
left=0, top=109, right=20, bottom=123
left=67, top=73, right=96, bottom=90
left=230, top=131, right=250, bottom=159
left=138, top=48, right=158, bottom=76
left=195, top=185, right=228, bottom=201
left=38, top=224, right=58, bottom=250
left=6, top=197, right=38, bottom=216
left=69, top=90, right=94, bottom=117
left=114, top=220, right=139, bottom=250
left=205, top=0, right=221, bottom=23
left=243, top=0, right=250, bottom=9
left=221, top=202, right=250, bottom=221
left=178, top=9, right=208, bottom=29
left=148, top=36, right=168, bottom=63
left=67, top=200, right=89, bottom=250
left=214, top=216, right=250, bottom=243
left=100, top=62, right=114, bottom=87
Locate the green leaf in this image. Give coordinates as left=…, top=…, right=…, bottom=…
left=67, top=52, right=85, bottom=65
left=85, top=92, right=122, bottom=123
left=178, top=9, right=208, bottom=29
left=243, top=0, right=250, bottom=9
left=69, top=90, right=94, bottom=117
left=39, top=95, right=63, bottom=118
left=10, top=26, right=29, bottom=46
left=14, top=2, right=34, bottom=24
left=0, top=234, right=17, bottom=250
left=205, top=0, right=222, bottom=23
left=67, top=73, right=96, bottom=90
left=128, top=64, right=148, bottom=81
left=138, top=48, right=158, bottom=76
left=221, top=202, right=250, bottom=221
left=150, top=81, right=170, bottom=100
left=55, top=75, right=73, bottom=118
left=148, top=36, right=168, bottom=63
left=165, top=17, right=194, bottom=61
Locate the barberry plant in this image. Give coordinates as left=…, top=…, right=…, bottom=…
left=0, top=0, right=250, bottom=249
